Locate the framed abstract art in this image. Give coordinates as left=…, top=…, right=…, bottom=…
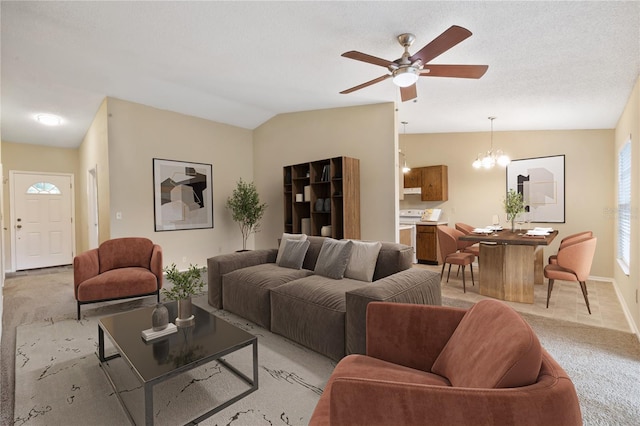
left=153, top=158, right=214, bottom=231
left=506, top=155, right=565, bottom=223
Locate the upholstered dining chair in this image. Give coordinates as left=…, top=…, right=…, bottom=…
left=437, top=226, right=475, bottom=292
left=455, top=222, right=480, bottom=257
left=548, top=231, right=593, bottom=264
left=544, top=236, right=597, bottom=314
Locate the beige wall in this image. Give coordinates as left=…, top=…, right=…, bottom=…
left=614, top=76, right=640, bottom=330
left=253, top=103, right=398, bottom=249
left=400, top=129, right=615, bottom=279
left=77, top=98, right=110, bottom=254
left=1, top=141, right=80, bottom=270
left=104, top=98, right=254, bottom=269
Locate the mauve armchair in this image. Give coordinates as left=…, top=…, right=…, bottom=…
left=73, top=237, right=163, bottom=319
left=544, top=236, right=597, bottom=314
left=548, top=230, right=593, bottom=264
left=309, top=300, right=582, bottom=426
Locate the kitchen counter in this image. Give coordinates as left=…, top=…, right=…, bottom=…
left=416, top=221, right=448, bottom=226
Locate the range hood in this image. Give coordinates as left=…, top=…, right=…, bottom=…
left=403, top=187, right=422, bottom=195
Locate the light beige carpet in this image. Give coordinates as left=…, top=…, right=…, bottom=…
left=3, top=268, right=640, bottom=425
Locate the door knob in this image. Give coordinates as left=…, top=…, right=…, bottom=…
left=16, top=225, right=22, bottom=229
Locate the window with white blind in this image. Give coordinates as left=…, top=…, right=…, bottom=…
left=617, top=140, right=631, bottom=273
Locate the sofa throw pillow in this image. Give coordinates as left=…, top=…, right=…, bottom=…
left=314, top=238, right=354, bottom=280
left=431, top=299, right=543, bottom=389
left=344, top=240, right=382, bottom=282
left=277, top=239, right=310, bottom=270
left=276, top=233, right=308, bottom=264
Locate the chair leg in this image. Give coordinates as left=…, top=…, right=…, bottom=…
left=461, top=266, right=466, bottom=293
left=446, top=264, right=452, bottom=283
left=579, top=281, right=592, bottom=314
left=77, top=302, right=81, bottom=320
left=470, top=264, right=475, bottom=286
left=546, top=279, right=554, bottom=308
left=440, top=263, right=446, bottom=280
left=456, top=265, right=461, bottom=276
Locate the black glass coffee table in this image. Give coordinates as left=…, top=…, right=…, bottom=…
left=97, top=301, right=258, bottom=425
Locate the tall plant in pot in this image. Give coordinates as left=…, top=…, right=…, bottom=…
left=226, top=178, right=268, bottom=251
left=504, top=189, right=525, bottom=232
left=162, top=263, right=206, bottom=327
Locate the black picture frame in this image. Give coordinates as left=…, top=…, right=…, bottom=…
left=506, top=155, right=565, bottom=223
left=153, top=158, right=214, bottom=231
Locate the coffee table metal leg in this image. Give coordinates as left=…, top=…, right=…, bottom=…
left=145, top=382, right=154, bottom=426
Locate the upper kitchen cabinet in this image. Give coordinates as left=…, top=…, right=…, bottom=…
left=421, top=165, right=448, bottom=201
left=403, top=168, right=422, bottom=189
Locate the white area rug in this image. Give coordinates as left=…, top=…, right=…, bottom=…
left=14, top=305, right=336, bottom=425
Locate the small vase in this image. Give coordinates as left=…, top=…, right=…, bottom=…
left=511, top=218, right=516, bottom=233
left=151, top=303, right=169, bottom=331
left=175, top=297, right=195, bottom=327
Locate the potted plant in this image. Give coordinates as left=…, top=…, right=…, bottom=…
left=504, top=189, right=525, bottom=232
left=226, top=178, right=268, bottom=251
left=162, top=263, right=206, bottom=326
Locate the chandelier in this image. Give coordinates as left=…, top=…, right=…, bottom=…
left=472, top=117, right=510, bottom=169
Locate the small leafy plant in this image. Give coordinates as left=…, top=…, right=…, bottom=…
left=161, top=263, right=206, bottom=301
left=504, top=189, right=525, bottom=230
left=226, top=178, right=268, bottom=250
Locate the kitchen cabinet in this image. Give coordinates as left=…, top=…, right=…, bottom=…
left=416, top=223, right=445, bottom=265
left=403, top=168, right=422, bottom=189
left=283, top=156, right=360, bottom=239
left=402, top=165, right=448, bottom=201
left=421, top=165, right=448, bottom=201
left=416, top=224, right=438, bottom=264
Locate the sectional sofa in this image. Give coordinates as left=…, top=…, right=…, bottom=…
left=207, top=235, right=442, bottom=360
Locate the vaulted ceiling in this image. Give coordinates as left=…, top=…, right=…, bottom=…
left=2, top=1, right=639, bottom=148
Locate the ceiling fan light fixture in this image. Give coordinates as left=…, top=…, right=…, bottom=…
left=392, top=67, right=419, bottom=87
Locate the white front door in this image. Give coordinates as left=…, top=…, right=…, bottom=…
left=11, top=172, right=74, bottom=270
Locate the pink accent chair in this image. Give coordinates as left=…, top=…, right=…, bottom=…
left=454, top=222, right=480, bottom=257
left=544, top=236, right=597, bottom=314
left=73, top=237, right=163, bottom=319
left=437, top=225, right=475, bottom=292
left=309, top=300, right=582, bottom=425
left=548, top=231, right=593, bottom=264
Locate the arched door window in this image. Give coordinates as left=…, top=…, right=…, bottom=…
left=26, top=182, right=61, bottom=194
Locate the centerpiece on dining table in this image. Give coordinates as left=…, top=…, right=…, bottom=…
left=504, top=189, right=525, bottom=233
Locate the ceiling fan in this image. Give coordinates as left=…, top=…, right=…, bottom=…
left=340, top=25, right=488, bottom=102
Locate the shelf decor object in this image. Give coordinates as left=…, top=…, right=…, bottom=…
left=506, top=155, right=565, bottom=223
left=153, top=158, right=213, bottom=231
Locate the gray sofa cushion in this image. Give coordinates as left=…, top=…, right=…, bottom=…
left=372, top=242, right=413, bottom=281
left=277, top=239, right=310, bottom=270
left=222, top=263, right=312, bottom=329
left=270, top=274, right=366, bottom=361
left=314, top=239, right=354, bottom=279
left=276, top=233, right=308, bottom=264
left=344, top=240, right=382, bottom=282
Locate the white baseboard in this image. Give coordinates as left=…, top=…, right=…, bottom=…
left=602, top=275, right=640, bottom=342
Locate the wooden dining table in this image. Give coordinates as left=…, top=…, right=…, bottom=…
left=459, top=229, right=559, bottom=304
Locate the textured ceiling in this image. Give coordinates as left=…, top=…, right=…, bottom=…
left=2, top=1, right=639, bottom=148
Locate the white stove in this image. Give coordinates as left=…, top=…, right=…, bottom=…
left=399, top=209, right=424, bottom=263
left=399, top=209, right=425, bottom=224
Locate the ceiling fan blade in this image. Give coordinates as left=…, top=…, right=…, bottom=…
left=409, top=25, right=472, bottom=64
left=420, top=64, right=489, bottom=79
left=340, top=74, right=391, bottom=94
left=341, top=51, right=395, bottom=68
left=400, top=84, right=417, bottom=102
